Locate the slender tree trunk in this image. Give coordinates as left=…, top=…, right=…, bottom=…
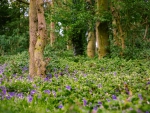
left=96, top=0, right=109, bottom=59
left=34, top=0, right=47, bottom=77
left=50, top=0, right=56, bottom=47
left=87, top=31, right=96, bottom=58
left=29, top=0, right=37, bottom=77
left=50, top=22, right=56, bottom=46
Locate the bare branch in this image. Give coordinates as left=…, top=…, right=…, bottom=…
left=16, top=0, right=29, bottom=5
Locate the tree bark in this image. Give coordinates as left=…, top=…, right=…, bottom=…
left=29, top=0, right=37, bottom=78
left=86, top=0, right=96, bottom=58
left=111, top=1, right=125, bottom=56
left=34, top=0, right=47, bottom=77
left=50, top=0, right=56, bottom=47
left=96, top=0, right=109, bottom=59
left=87, top=31, right=96, bottom=58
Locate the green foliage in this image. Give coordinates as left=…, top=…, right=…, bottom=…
left=1, top=49, right=150, bottom=113
left=0, top=1, right=29, bottom=55
left=0, top=32, right=29, bottom=55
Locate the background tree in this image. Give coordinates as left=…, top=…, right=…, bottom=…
left=86, top=0, right=96, bottom=58
left=0, top=0, right=29, bottom=55
left=96, top=0, right=110, bottom=59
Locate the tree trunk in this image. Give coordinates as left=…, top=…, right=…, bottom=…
left=86, top=0, right=96, bottom=58
left=50, top=22, right=56, bottom=47
left=34, top=0, right=47, bottom=77
left=29, top=0, right=37, bottom=78
left=87, top=31, right=96, bottom=58
left=96, top=0, right=109, bottom=59
left=50, top=0, right=56, bottom=47
left=111, top=1, right=125, bottom=56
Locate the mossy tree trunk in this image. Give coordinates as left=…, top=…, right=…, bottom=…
left=87, top=31, right=96, bottom=58
left=96, top=0, right=109, bottom=59
left=29, top=0, right=37, bottom=77
left=34, top=0, right=48, bottom=77
left=111, top=1, right=125, bottom=56
left=86, top=0, right=96, bottom=58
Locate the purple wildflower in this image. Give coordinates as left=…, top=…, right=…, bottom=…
left=59, top=72, right=63, bottom=76
left=1, top=87, right=7, bottom=95
left=30, top=90, right=36, bottom=95
left=98, top=101, right=102, bottom=106
left=93, top=106, right=98, bottom=111
left=145, top=111, right=149, bottom=113
left=17, top=93, right=24, bottom=99
left=112, top=95, right=117, bottom=100
left=22, top=66, right=28, bottom=72
left=54, top=74, right=58, bottom=78
left=8, top=92, right=16, bottom=97
left=83, top=99, right=87, bottom=106
left=66, top=85, right=71, bottom=91
left=138, top=94, right=143, bottom=100
left=58, top=104, right=63, bottom=109
left=6, top=95, right=11, bottom=100
left=27, top=95, right=33, bottom=102
left=47, top=74, right=52, bottom=79
left=147, top=81, right=150, bottom=85
left=44, top=90, right=50, bottom=94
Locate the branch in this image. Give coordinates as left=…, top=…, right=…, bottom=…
left=16, top=0, right=29, bottom=5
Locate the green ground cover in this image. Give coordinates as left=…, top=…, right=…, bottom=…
left=0, top=50, right=150, bottom=113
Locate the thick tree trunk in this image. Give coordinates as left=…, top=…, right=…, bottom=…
left=29, top=0, right=37, bottom=78
left=87, top=31, right=96, bottom=58
left=34, top=0, right=47, bottom=77
left=96, top=0, right=109, bottom=59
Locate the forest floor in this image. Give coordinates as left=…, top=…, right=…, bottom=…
left=0, top=48, right=150, bottom=113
